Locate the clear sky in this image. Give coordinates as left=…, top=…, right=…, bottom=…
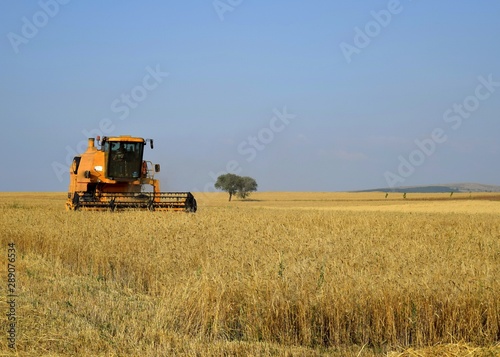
left=1, top=1, right=499, bottom=192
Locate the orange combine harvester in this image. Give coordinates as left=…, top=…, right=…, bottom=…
left=66, top=135, right=197, bottom=212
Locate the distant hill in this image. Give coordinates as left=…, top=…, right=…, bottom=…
left=357, top=183, right=500, bottom=193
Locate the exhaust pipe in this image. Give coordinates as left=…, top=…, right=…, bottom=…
left=87, top=138, right=95, bottom=150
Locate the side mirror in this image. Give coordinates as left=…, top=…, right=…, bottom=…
left=154, top=164, right=160, bottom=173
left=150, top=139, right=154, bottom=149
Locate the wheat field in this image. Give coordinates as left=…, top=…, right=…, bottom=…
left=1, top=192, right=499, bottom=356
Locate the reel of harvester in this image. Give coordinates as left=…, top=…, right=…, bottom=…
left=68, top=191, right=197, bottom=212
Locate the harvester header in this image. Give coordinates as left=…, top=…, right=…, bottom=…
left=66, top=135, right=197, bottom=212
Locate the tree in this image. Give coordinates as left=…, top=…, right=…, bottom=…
left=214, top=174, right=258, bottom=201
left=214, top=173, right=240, bottom=202
left=236, top=176, right=258, bottom=199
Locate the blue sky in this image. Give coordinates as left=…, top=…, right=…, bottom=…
left=1, top=1, right=499, bottom=192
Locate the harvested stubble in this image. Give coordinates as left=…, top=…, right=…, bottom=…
left=0, top=192, right=499, bottom=356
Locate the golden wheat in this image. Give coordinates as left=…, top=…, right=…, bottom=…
left=0, top=192, right=499, bottom=356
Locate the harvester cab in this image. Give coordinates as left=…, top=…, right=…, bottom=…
left=66, top=135, right=197, bottom=212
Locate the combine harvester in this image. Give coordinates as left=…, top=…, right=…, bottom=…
left=66, top=136, right=197, bottom=212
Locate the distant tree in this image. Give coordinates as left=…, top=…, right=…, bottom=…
left=236, top=176, right=258, bottom=199
left=214, top=173, right=240, bottom=201
left=214, top=174, right=258, bottom=201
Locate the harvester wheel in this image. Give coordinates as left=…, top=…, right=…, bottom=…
left=185, top=194, right=197, bottom=213
left=109, top=198, right=116, bottom=212
left=72, top=194, right=80, bottom=211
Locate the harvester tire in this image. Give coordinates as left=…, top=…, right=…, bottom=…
left=109, top=198, right=116, bottom=212
left=72, top=194, right=80, bottom=211
left=186, top=194, right=197, bottom=213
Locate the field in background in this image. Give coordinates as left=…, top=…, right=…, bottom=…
left=197, top=191, right=500, bottom=212
left=1, top=192, right=499, bottom=356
